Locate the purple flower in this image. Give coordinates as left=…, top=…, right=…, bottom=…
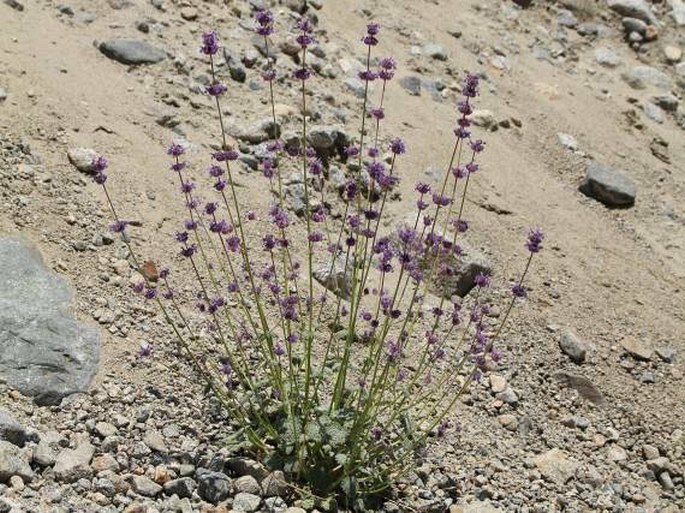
left=432, top=193, right=451, bottom=207
left=214, top=179, right=226, bottom=191
left=466, top=162, right=479, bottom=174
left=296, top=17, right=313, bottom=33
left=358, top=70, right=377, bottom=81
left=208, top=165, right=224, bottom=177
left=389, top=137, right=405, bottom=155
left=363, top=23, right=380, bottom=45
left=213, top=150, right=238, bottom=161
left=159, top=268, right=170, bottom=280
left=180, top=244, right=197, bottom=258
left=167, top=143, right=185, bottom=157
left=94, top=172, right=107, bottom=185
left=293, top=67, right=311, bottom=81
left=139, top=343, right=153, bottom=358
left=415, top=182, right=430, bottom=194
left=262, top=69, right=277, bottom=82
left=344, top=146, right=360, bottom=157
left=206, top=83, right=227, bottom=97
left=371, top=427, right=382, bottom=441
left=144, top=288, right=158, bottom=300
left=512, top=284, right=527, bottom=298
left=457, top=100, right=473, bottom=116
left=308, top=231, right=324, bottom=243
left=226, top=236, right=241, bottom=252
left=175, top=231, right=189, bottom=243
left=133, top=281, right=145, bottom=294
left=184, top=220, right=198, bottom=231
left=386, top=340, right=400, bottom=362
left=180, top=181, right=195, bottom=194
left=269, top=206, right=289, bottom=229
left=255, top=10, right=275, bottom=36
left=200, top=32, right=220, bottom=56
left=308, top=158, right=323, bottom=175
left=526, top=229, right=545, bottom=253
left=470, top=139, right=485, bottom=153
left=378, top=57, right=396, bottom=80
left=110, top=220, right=128, bottom=233
left=454, top=126, right=470, bottom=140
left=370, top=107, right=384, bottom=120
left=170, top=162, right=186, bottom=172
left=474, top=272, right=490, bottom=288
left=263, top=234, right=276, bottom=251
left=92, top=156, right=108, bottom=172
left=462, top=74, right=480, bottom=98
left=451, top=166, right=466, bottom=179
left=296, top=33, right=315, bottom=48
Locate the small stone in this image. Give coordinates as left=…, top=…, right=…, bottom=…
left=642, top=444, right=659, bottom=460
left=261, top=470, right=287, bottom=497
left=91, top=454, right=119, bottom=472
left=472, top=110, right=496, bottom=129
left=641, top=371, right=655, bottom=383
left=313, top=258, right=352, bottom=300
left=132, top=475, right=162, bottom=497
left=180, top=6, right=197, bottom=20
left=653, top=94, right=679, bottom=112
left=622, top=17, right=647, bottom=35
left=232, top=492, right=261, bottom=512
left=620, top=337, right=652, bottom=360
left=234, top=475, right=260, bottom=495
left=489, top=375, right=507, bottom=393
left=643, top=102, right=663, bottom=123
left=646, top=457, right=669, bottom=473
left=399, top=76, right=422, bottom=96
left=0, top=87, right=7, bottom=102
left=608, top=0, right=657, bottom=25
left=143, top=430, right=168, bottom=453
left=579, top=162, right=636, bottom=208
left=53, top=441, right=95, bottom=483
left=197, top=470, right=232, bottom=504
left=496, top=387, right=519, bottom=406
left=663, top=45, right=682, bottom=64
left=8, top=475, right=24, bottom=490
left=423, top=43, right=448, bottom=61
left=0, top=410, right=27, bottom=447
left=594, top=48, right=622, bottom=68
left=608, top=446, right=628, bottom=462
left=557, top=133, right=578, bottom=151
left=0, top=441, right=33, bottom=483
left=559, top=330, right=587, bottom=363
left=644, top=25, right=658, bottom=42
left=655, top=347, right=676, bottom=363
left=533, top=448, right=579, bottom=484
left=164, top=477, right=195, bottom=498
left=658, top=471, right=674, bottom=490
left=498, top=414, right=517, bottom=431
left=99, top=39, right=166, bottom=65
left=67, top=148, right=98, bottom=173
left=95, top=421, right=117, bottom=438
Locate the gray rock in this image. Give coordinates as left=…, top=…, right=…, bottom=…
left=608, top=0, right=657, bottom=25
left=669, top=0, right=685, bottom=26
left=224, top=48, right=246, bottom=83
left=559, top=330, right=587, bottom=363
left=423, top=43, right=448, bottom=61
left=429, top=240, right=492, bottom=298
left=95, top=422, right=117, bottom=438
left=622, top=66, right=672, bottom=91
left=234, top=118, right=280, bottom=144
left=0, top=410, right=26, bottom=447
left=225, top=458, right=269, bottom=481
left=558, top=10, right=578, bottom=28
left=655, top=347, right=676, bottom=363
left=579, top=162, right=636, bottom=208
left=163, top=477, right=196, bottom=498
left=233, top=492, right=262, bottom=513
left=496, top=387, right=519, bottom=405
left=676, top=62, right=685, bottom=89
left=620, top=336, right=652, bottom=360
left=594, top=48, right=622, bottom=68
left=0, top=87, right=6, bottom=102
left=533, top=448, right=579, bottom=484
left=261, top=470, right=287, bottom=497
left=143, top=430, right=167, bottom=453
left=653, top=94, right=679, bottom=112
left=622, top=17, right=647, bottom=35
left=643, top=102, right=664, bottom=123
left=197, top=470, right=232, bottom=504
left=33, top=432, right=60, bottom=467
left=343, top=77, right=365, bottom=98
left=399, top=76, right=421, bottom=96
left=0, top=239, right=100, bottom=405
left=234, top=475, right=261, bottom=495
left=98, top=39, right=166, bottom=65
left=67, top=147, right=98, bottom=173
left=0, top=441, right=33, bottom=483
left=3, top=0, right=23, bottom=12
left=314, top=256, right=353, bottom=300
left=306, top=126, right=349, bottom=157
left=53, top=441, right=95, bottom=483
left=132, top=475, right=162, bottom=497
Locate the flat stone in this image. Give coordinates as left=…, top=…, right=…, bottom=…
left=143, top=430, right=167, bottom=453
left=594, top=48, right=622, bottom=68
left=643, top=102, right=664, bottom=123
left=559, top=330, right=587, bottom=363
left=579, top=162, right=636, bottom=208
left=53, top=441, right=95, bottom=483
left=608, top=0, right=657, bottom=25
left=0, top=441, right=33, bottom=483
left=0, top=239, right=100, bottom=405
left=655, top=347, right=676, bottom=363
left=622, top=66, right=672, bottom=91
left=99, top=39, right=166, bottom=65
left=0, top=410, right=27, bottom=447
left=533, top=448, right=579, bottom=484
left=620, top=337, right=653, bottom=360
left=489, top=374, right=507, bottom=393
left=132, top=475, right=162, bottom=497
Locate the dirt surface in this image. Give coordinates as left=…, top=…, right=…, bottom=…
left=1, top=0, right=684, bottom=511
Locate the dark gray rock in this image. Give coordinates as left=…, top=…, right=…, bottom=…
left=608, top=0, right=657, bottom=25
left=622, top=17, right=647, bottom=35
left=579, top=162, right=636, bottom=208
left=0, top=239, right=100, bottom=405
left=164, top=477, right=196, bottom=498
left=0, top=410, right=26, bottom=447
left=197, top=470, right=232, bottom=504
left=224, top=48, right=246, bottom=83
left=3, top=0, right=24, bottom=12
left=98, top=39, right=166, bottom=65
left=559, top=330, right=587, bottom=364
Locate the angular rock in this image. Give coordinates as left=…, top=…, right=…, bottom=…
left=163, top=477, right=196, bottom=498
left=557, top=133, right=578, bottom=151
left=669, top=0, right=685, bottom=26
left=132, top=475, right=162, bottom=497
left=0, top=441, right=33, bottom=483
left=306, top=126, right=350, bottom=158
left=0, top=239, right=100, bottom=405
left=0, top=410, right=27, bottom=447
left=261, top=470, right=287, bottom=497
left=314, top=256, right=353, bottom=300
left=555, top=373, right=606, bottom=406
left=620, top=336, right=652, bottom=360
left=233, top=492, right=262, bottom=513
left=607, top=0, right=657, bottom=25
left=53, top=441, right=95, bottom=483
left=559, top=330, right=587, bottom=363
left=197, top=470, right=232, bottom=504
left=663, top=45, right=682, bottom=64
left=98, top=39, right=166, bottom=65
left=533, top=448, right=579, bottom=484
left=428, top=240, right=492, bottom=298
left=423, top=43, right=448, bottom=61
left=233, top=475, right=261, bottom=495
left=67, top=147, right=98, bottom=173
left=622, top=66, right=672, bottom=91
left=655, top=347, right=676, bottom=363
left=143, top=430, right=167, bottom=453
left=579, top=162, right=636, bottom=208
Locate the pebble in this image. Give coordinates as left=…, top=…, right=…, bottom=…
left=0, top=87, right=6, bottom=102
left=67, top=148, right=98, bottom=173
left=180, top=6, right=197, bottom=21
left=559, top=330, right=587, bottom=363
left=489, top=374, right=507, bottom=393
left=498, top=414, right=518, bottom=431
left=620, top=337, right=652, bottom=360
left=233, top=475, right=261, bottom=495
left=232, top=492, right=262, bottom=512
left=533, top=448, right=580, bottom=484
left=655, top=347, right=676, bottom=363
left=131, top=475, right=162, bottom=497
left=143, top=430, right=167, bottom=453
left=594, top=48, right=622, bottom=68
left=557, top=133, right=578, bottom=151
left=423, top=43, right=448, bottom=61
left=662, top=45, right=682, bottom=64
left=53, top=441, right=95, bottom=483
left=0, top=441, right=33, bottom=482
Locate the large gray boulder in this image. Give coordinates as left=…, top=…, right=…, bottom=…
left=579, top=162, right=636, bottom=208
left=0, top=239, right=100, bottom=405
left=98, top=39, right=166, bottom=65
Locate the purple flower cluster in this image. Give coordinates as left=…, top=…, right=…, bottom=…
left=255, top=10, right=275, bottom=37
left=200, top=31, right=220, bottom=56
left=363, top=22, right=380, bottom=46
left=526, top=229, right=545, bottom=253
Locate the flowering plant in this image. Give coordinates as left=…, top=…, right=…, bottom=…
left=93, top=14, right=543, bottom=507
